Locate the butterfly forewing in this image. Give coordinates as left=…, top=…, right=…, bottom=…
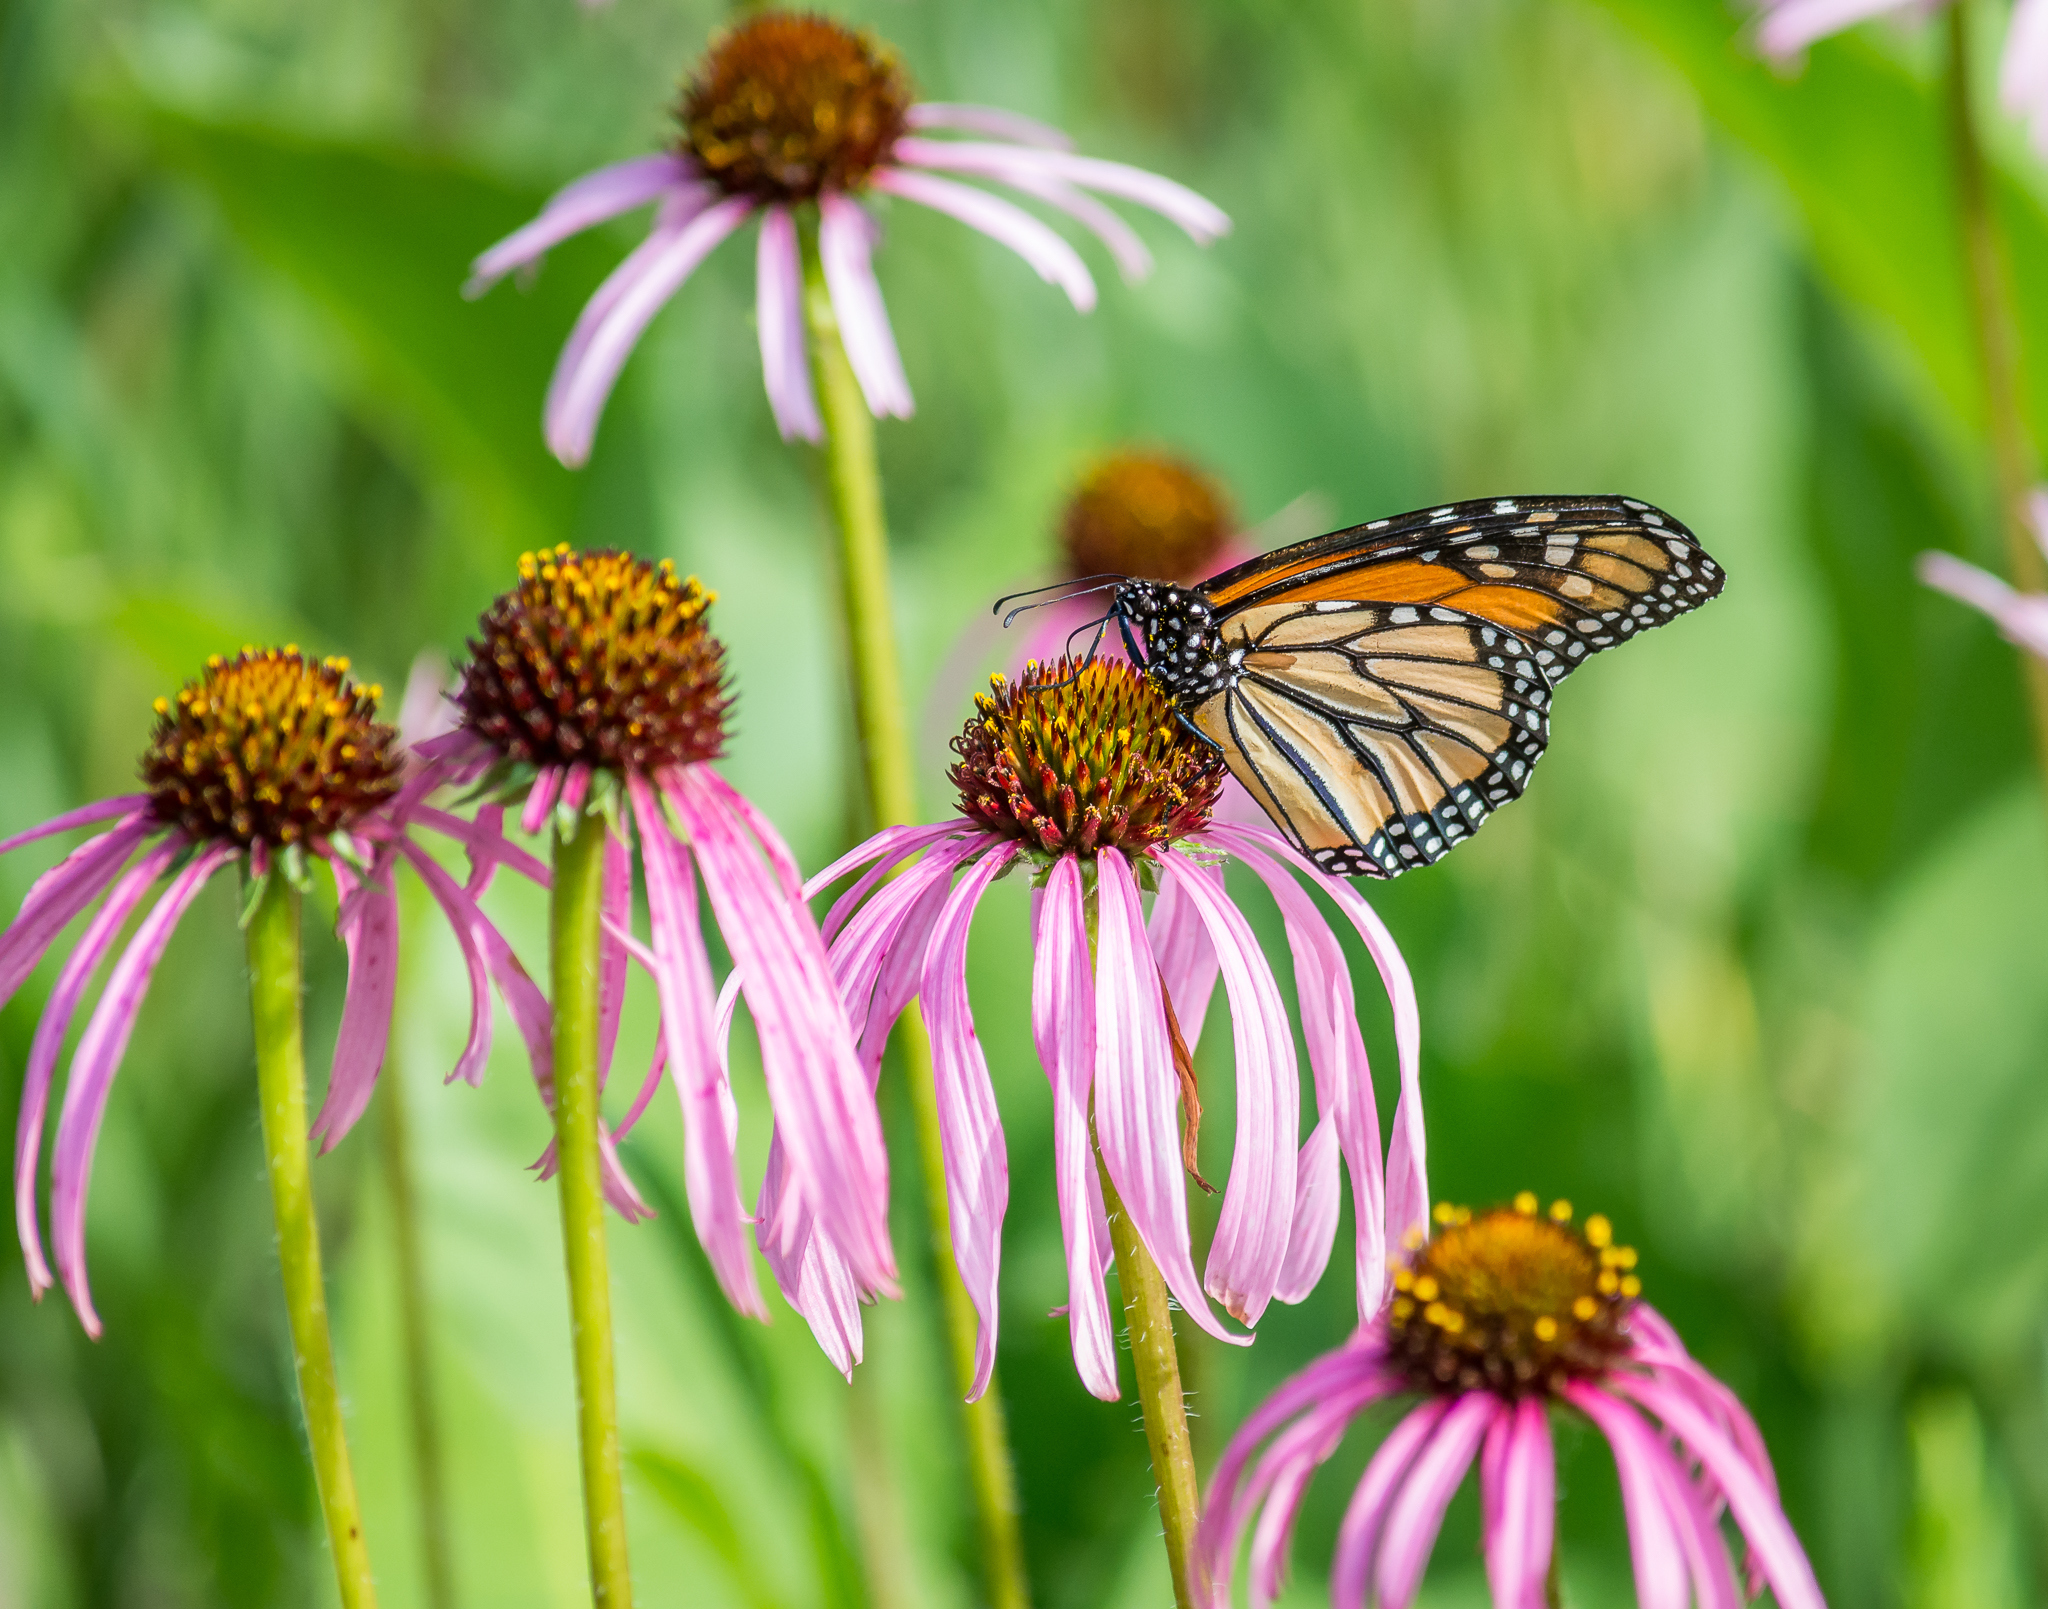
left=1191, top=601, right=1552, bottom=877
left=1197, top=494, right=1721, bottom=682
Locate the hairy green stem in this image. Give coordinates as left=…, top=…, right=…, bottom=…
left=1083, top=893, right=1200, bottom=1609
left=245, top=875, right=380, bottom=1608
left=802, top=231, right=1031, bottom=1609
left=1947, top=3, right=2048, bottom=785
left=551, top=811, right=633, bottom=1606
left=376, top=1046, right=457, bottom=1608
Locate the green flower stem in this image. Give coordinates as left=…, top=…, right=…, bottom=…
left=375, top=1045, right=456, bottom=1609
left=245, top=874, right=379, bottom=1609
left=1947, top=2, right=2048, bottom=784
left=551, top=809, right=633, bottom=1607
left=802, top=231, right=1031, bottom=1609
left=1084, top=893, right=1201, bottom=1609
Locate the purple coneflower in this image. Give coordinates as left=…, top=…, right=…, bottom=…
left=418, top=545, right=896, bottom=1314
left=1918, top=488, right=2048, bottom=662
left=1758, top=0, right=2048, bottom=153
left=1197, top=1197, right=1826, bottom=1609
left=781, top=656, right=1426, bottom=1395
left=465, top=10, right=1229, bottom=463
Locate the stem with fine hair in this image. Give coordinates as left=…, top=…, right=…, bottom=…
left=1083, top=893, right=1201, bottom=1609
left=376, top=1041, right=457, bottom=1609
left=1947, top=2, right=2048, bottom=783
left=245, top=873, right=380, bottom=1609
left=802, top=230, right=1032, bottom=1609
left=551, top=810, right=633, bottom=1606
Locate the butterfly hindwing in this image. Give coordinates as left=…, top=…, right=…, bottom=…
left=1197, top=494, right=1721, bottom=681
left=1189, top=600, right=1552, bottom=878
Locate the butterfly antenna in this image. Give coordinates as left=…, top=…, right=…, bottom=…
left=1022, top=615, right=1113, bottom=695
left=992, top=574, right=1124, bottom=624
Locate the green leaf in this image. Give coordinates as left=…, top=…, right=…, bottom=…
left=629, top=1447, right=786, bottom=1609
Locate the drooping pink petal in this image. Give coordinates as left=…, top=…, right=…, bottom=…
left=1201, top=823, right=1424, bottom=1274
left=519, top=767, right=564, bottom=836
left=0, top=797, right=151, bottom=859
left=396, top=840, right=495, bottom=1086
left=598, top=825, right=632, bottom=1083
left=1481, top=1398, right=1555, bottom=1609
left=1628, top=1306, right=1780, bottom=1502
left=1156, top=853, right=1297, bottom=1327
left=1148, top=854, right=1220, bottom=1049
left=1328, top=1397, right=1452, bottom=1609
left=1274, top=1120, right=1341, bottom=1305
left=755, top=203, right=822, bottom=442
left=979, top=166, right=1155, bottom=282
left=1756, top=0, right=1916, bottom=57
left=465, top=153, right=696, bottom=296
left=904, top=102, right=1075, bottom=149
left=1566, top=1383, right=1691, bottom=1609
left=0, top=815, right=155, bottom=1013
left=1091, top=848, right=1244, bottom=1346
left=409, top=806, right=551, bottom=887
left=812, top=821, right=970, bottom=941
left=1610, top=1375, right=1826, bottom=1609
left=547, top=194, right=758, bottom=467
left=559, top=765, right=592, bottom=821
left=14, top=835, right=180, bottom=1295
left=1372, top=1391, right=1500, bottom=1609
left=310, top=866, right=401, bottom=1152
left=890, top=137, right=1230, bottom=242
left=816, top=192, right=914, bottom=419
left=693, top=768, right=806, bottom=902
left=871, top=167, right=1097, bottom=312
left=824, top=833, right=985, bottom=1045
left=626, top=774, right=763, bottom=1315
left=1243, top=1372, right=1398, bottom=1609
left=51, top=842, right=233, bottom=1335
left=1917, top=550, right=2048, bottom=662
left=1635, top=1406, right=1744, bottom=1609
left=2002, top=0, right=2048, bottom=151
left=662, top=765, right=896, bottom=1295
left=919, top=841, right=1018, bottom=1401
left=1030, top=855, right=1116, bottom=1400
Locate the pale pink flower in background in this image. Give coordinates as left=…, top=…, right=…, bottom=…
left=465, top=11, right=1228, bottom=465
left=1917, top=488, right=2048, bottom=661
left=767, top=657, right=1426, bottom=1389
left=1197, top=1199, right=1827, bottom=1609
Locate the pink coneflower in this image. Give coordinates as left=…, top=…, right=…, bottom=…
left=1918, top=488, right=2048, bottom=662
left=418, top=545, right=896, bottom=1314
left=465, top=10, right=1230, bottom=464
left=1758, top=0, right=2048, bottom=153
left=1197, top=1197, right=1827, bottom=1609
left=0, top=647, right=533, bottom=1336
left=776, top=656, right=1426, bottom=1394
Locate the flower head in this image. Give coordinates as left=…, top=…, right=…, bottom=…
left=466, top=9, right=1230, bottom=461
left=1197, top=1198, right=1826, bottom=1609
left=778, top=657, right=1426, bottom=1391
left=1918, top=487, right=2048, bottom=662
left=425, top=546, right=896, bottom=1319
left=3, top=648, right=536, bottom=1336
left=1063, top=450, right=1235, bottom=585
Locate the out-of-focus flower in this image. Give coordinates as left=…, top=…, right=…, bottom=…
left=1758, top=0, right=2048, bottom=154
left=1, top=648, right=540, bottom=1335
left=418, top=546, right=896, bottom=1317
left=778, top=656, right=1426, bottom=1390
left=466, top=11, right=1229, bottom=463
left=1917, top=489, right=2048, bottom=661
left=1197, top=1197, right=1827, bottom=1609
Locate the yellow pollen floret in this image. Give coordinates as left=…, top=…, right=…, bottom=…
left=1412, top=1275, right=1439, bottom=1302
left=1513, top=1191, right=1538, bottom=1216
left=1585, top=1214, right=1612, bottom=1247
left=1533, top=1315, right=1559, bottom=1342
left=1572, top=1296, right=1598, bottom=1321
left=1621, top=1276, right=1641, bottom=1298
left=1549, top=1199, right=1573, bottom=1222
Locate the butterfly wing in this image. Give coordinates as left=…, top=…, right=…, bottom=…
left=1197, top=494, right=1721, bottom=682
left=1191, top=600, right=1552, bottom=877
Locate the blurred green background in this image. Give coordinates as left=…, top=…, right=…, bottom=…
left=5, top=0, right=2048, bottom=1603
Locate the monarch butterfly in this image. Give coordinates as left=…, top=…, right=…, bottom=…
left=1101, top=493, right=1724, bottom=877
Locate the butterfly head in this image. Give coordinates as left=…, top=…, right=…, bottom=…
left=1109, top=579, right=1243, bottom=709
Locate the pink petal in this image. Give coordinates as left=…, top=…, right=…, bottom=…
left=519, top=768, right=563, bottom=837
left=1030, top=855, right=1117, bottom=1401
left=905, top=102, right=1075, bottom=149
left=1481, top=1398, right=1555, bottom=1609
left=1274, top=1119, right=1341, bottom=1304
left=465, top=153, right=695, bottom=295
left=1148, top=855, right=1220, bottom=1049
left=919, top=841, right=1018, bottom=1400
left=977, top=166, right=1154, bottom=282
left=396, top=841, right=495, bottom=1086
left=1328, top=1397, right=1452, bottom=1609
left=811, top=821, right=968, bottom=941
left=408, top=806, right=550, bottom=887
left=0, top=815, right=155, bottom=1014
left=663, top=765, right=896, bottom=1295
left=825, top=834, right=984, bottom=1040
left=816, top=193, right=913, bottom=419
left=52, top=842, right=232, bottom=1335
left=755, top=203, right=822, bottom=442
left=1243, top=1373, right=1396, bottom=1609
left=1756, top=0, right=1916, bottom=56
left=2029, top=487, right=2048, bottom=567
left=14, top=834, right=179, bottom=1295
left=1918, top=550, right=2048, bottom=661
left=1091, top=848, right=1244, bottom=1346
left=546, top=194, right=757, bottom=467
left=1156, top=853, right=1298, bottom=1327
left=694, top=767, right=805, bottom=902
left=626, top=774, right=762, bottom=1315
left=891, top=137, right=1230, bottom=243
left=1372, top=1391, right=1499, bottom=1609
left=1566, top=1384, right=1691, bottom=1609
left=310, top=867, right=400, bottom=1152
left=559, top=764, right=592, bottom=820
left=0, top=797, right=151, bottom=858
left=598, top=825, right=632, bottom=1083
left=871, top=167, right=1096, bottom=311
